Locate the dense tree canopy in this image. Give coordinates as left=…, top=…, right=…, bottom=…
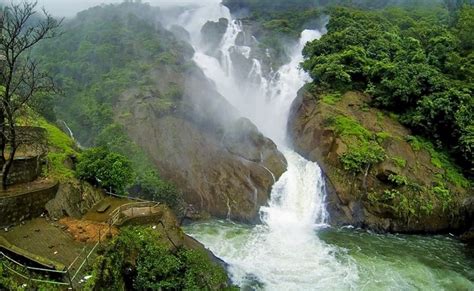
left=34, top=2, right=192, bottom=145
left=302, top=4, right=474, bottom=174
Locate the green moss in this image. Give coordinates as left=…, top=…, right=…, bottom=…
left=321, top=92, right=342, bottom=105
left=375, top=131, right=391, bottom=142
left=432, top=182, right=452, bottom=210
left=388, top=174, right=408, bottom=186
left=391, top=156, right=407, bottom=168
left=328, top=115, right=386, bottom=173
left=38, top=119, right=75, bottom=155
left=46, top=152, right=75, bottom=179
left=406, top=135, right=423, bottom=151
left=20, top=111, right=77, bottom=181
left=406, top=135, right=469, bottom=188
left=329, top=115, right=371, bottom=139
left=341, top=142, right=385, bottom=173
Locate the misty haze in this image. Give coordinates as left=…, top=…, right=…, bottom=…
left=0, top=0, right=472, bottom=290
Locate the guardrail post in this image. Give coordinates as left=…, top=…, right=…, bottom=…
left=66, top=270, right=74, bottom=290
left=27, top=267, right=32, bottom=288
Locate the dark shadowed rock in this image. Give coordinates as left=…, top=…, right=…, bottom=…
left=201, top=18, right=229, bottom=56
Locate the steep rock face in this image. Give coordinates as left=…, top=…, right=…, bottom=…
left=46, top=180, right=105, bottom=219
left=201, top=18, right=229, bottom=56
left=288, top=90, right=472, bottom=233
left=115, top=68, right=286, bottom=223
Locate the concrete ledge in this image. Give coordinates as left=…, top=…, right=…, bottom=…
left=0, top=235, right=65, bottom=271
left=0, top=182, right=59, bottom=228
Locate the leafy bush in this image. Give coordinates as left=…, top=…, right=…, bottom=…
left=391, top=156, right=407, bottom=168
left=96, top=124, right=184, bottom=209
left=87, top=227, right=230, bottom=290
left=76, top=147, right=133, bottom=194
left=328, top=115, right=386, bottom=173
left=388, top=174, right=409, bottom=186
left=134, top=170, right=184, bottom=211
left=341, top=142, right=386, bottom=173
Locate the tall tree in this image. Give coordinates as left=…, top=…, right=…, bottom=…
left=0, top=1, right=61, bottom=189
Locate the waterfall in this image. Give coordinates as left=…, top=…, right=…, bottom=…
left=174, top=2, right=358, bottom=289
left=61, top=120, right=75, bottom=140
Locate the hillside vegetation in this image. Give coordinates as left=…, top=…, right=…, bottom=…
left=302, top=4, right=473, bottom=176
left=33, top=3, right=190, bottom=210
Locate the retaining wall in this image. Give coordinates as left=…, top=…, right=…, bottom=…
left=0, top=183, right=59, bottom=227
left=0, top=156, right=42, bottom=185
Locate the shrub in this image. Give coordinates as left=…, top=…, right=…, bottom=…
left=76, top=147, right=133, bottom=194
left=87, top=227, right=230, bottom=290
left=134, top=170, right=184, bottom=211
left=388, top=174, right=408, bottom=186
left=341, top=142, right=385, bottom=173
left=391, top=156, right=407, bottom=168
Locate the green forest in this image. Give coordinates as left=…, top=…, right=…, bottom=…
left=302, top=4, right=473, bottom=175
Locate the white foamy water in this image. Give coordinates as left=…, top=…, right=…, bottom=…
left=171, top=2, right=359, bottom=289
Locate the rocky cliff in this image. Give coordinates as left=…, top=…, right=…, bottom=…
left=115, top=67, right=286, bottom=223
left=289, top=89, right=472, bottom=233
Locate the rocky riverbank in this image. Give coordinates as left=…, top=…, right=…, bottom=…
left=289, top=89, right=472, bottom=234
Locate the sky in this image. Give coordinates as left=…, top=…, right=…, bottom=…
left=4, top=0, right=221, bottom=17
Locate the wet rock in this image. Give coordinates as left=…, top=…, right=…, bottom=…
left=201, top=18, right=229, bottom=56
left=169, top=24, right=191, bottom=42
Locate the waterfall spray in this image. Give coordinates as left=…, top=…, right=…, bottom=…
left=173, top=2, right=358, bottom=289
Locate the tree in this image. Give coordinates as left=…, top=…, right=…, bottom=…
left=0, top=1, right=61, bottom=189
left=76, top=147, right=133, bottom=194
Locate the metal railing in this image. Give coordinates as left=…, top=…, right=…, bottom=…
left=0, top=251, right=71, bottom=287
left=108, top=201, right=160, bottom=226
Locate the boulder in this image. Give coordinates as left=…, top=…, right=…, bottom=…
left=45, top=180, right=105, bottom=219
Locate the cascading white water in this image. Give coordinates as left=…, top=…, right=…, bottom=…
left=173, top=2, right=358, bottom=289
left=161, top=2, right=474, bottom=290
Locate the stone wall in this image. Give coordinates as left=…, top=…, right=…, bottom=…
left=0, top=183, right=59, bottom=228
left=0, top=156, right=42, bottom=185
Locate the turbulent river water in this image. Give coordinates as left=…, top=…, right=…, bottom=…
left=169, top=2, right=474, bottom=290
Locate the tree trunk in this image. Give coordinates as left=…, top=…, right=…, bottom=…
left=1, top=126, right=16, bottom=191
left=0, top=110, right=6, bottom=167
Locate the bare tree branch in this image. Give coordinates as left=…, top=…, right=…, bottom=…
left=0, top=1, right=61, bottom=189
